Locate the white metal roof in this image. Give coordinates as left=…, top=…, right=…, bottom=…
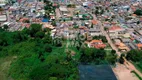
left=59, top=6, right=68, bottom=12
left=0, top=15, right=7, bottom=21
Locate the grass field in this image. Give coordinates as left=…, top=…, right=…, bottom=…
left=0, top=56, right=15, bottom=80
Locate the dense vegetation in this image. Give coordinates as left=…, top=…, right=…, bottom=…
left=93, top=35, right=108, bottom=43
left=67, top=4, right=76, bottom=8
left=134, top=9, right=142, bottom=16
left=0, top=1, right=116, bottom=78
left=0, top=23, right=118, bottom=80
left=126, top=50, right=142, bottom=62
left=126, top=50, right=142, bottom=73
left=0, top=24, right=79, bottom=80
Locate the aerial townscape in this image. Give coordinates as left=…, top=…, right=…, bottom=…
left=1, top=0, right=142, bottom=80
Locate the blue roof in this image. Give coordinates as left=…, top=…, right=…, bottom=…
left=42, top=18, right=49, bottom=22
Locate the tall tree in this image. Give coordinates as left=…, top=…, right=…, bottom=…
left=29, top=24, right=42, bottom=37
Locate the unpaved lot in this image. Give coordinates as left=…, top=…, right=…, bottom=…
left=113, top=63, right=139, bottom=80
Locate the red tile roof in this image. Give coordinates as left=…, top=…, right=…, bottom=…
left=91, top=20, right=98, bottom=25
left=19, top=18, right=29, bottom=22
left=137, top=43, right=142, bottom=50
left=91, top=40, right=102, bottom=43
left=79, top=26, right=88, bottom=30
left=90, top=40, right=106, bottom=49
left=109, top=26, right=122, bottom=31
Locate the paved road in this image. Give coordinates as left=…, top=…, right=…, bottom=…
left=94, top=14, right=121, bottom=56
left=99, top=19, right=142, bottom=77
left=92, top=14, right=142, bottom=77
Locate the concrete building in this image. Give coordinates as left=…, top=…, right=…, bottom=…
left=109, top=26, right=125, bottom=39
left=0, top=0, right=7, bottom=6
left=0, top=15, right=7, bottom=21
left=59, top=6, right=69, bottom=16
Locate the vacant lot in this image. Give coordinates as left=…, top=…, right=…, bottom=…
left=113, top=63, right=139, bottom=80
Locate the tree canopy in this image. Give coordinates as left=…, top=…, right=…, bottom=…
left=126, top=50, right=142, bottom=62
left=80, top=48, right=106, bottom=64
left=134, top=9, right=142, bottom=16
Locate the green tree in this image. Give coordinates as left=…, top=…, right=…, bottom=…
left=0, top=27, right=4, bottom=32
left=126, top=50, right=142, bottom=62
left=80, top=48, right=106, bottom=64
left=0, top=38, right=8, bottom=46
left=51, top=21, right=56, bottom=26
left=29, top=54, right=78, bottom=80
left=35, top=31, right=45, bottom=39
left=0, top=7, right=3, bottom=12
left=43, top=33, right=52, bottom=44
left=137, top=21, right=140, bottom=24
left=104, top=27, right=108, bottom=31
left=29, top=24, right=42, bottom=37
left=111, top=50, right=116, bottom=54
left=74, top=25, right=79, bottom=29
left=119, top=54, right=125, bottom=64
left=3, top=25, right=8, bottom=30
left=44, top=44, right=52, bottom=53
left=53, top=38, right=62, bottom=47
left=91, top=23, right=93, bottom=28
left=134, top=9, right=142, bottom=16
left=22, top=27, right=30, bottom=35
left=106, top=50, right=117, bottom=65
left=13, top=31, right=28, bottom=43
left=9, top=54, right=41, bottom=80
left=24, top=20, right=30, bottom=23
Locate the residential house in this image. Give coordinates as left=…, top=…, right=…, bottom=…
left=109, top=25, right=125, bottom=39
left=89, top=27, right=102, bottom=36
left=19, top=18, right=29, bottom=23
left=59, top=6, right=69, bottom=16
left=91, top=20, right=98, bottom=25
left=79, top=26, right=88, bottom=35
left=136, top=43, right=142, bottom=50
left=0, top=15, right=7, bottom=22
left=121, top=38, right=131, bottom=43
left=43, top=23, right=55, bottom=29
left=88, top=40, right=106, bottom=49
left=0, top=0, right=7, bottom=6
left=115, top=42, right=130, bottom=51
left=122, top=33, right=131, bottom=38
left=128, top=42, right=137, bottom=50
